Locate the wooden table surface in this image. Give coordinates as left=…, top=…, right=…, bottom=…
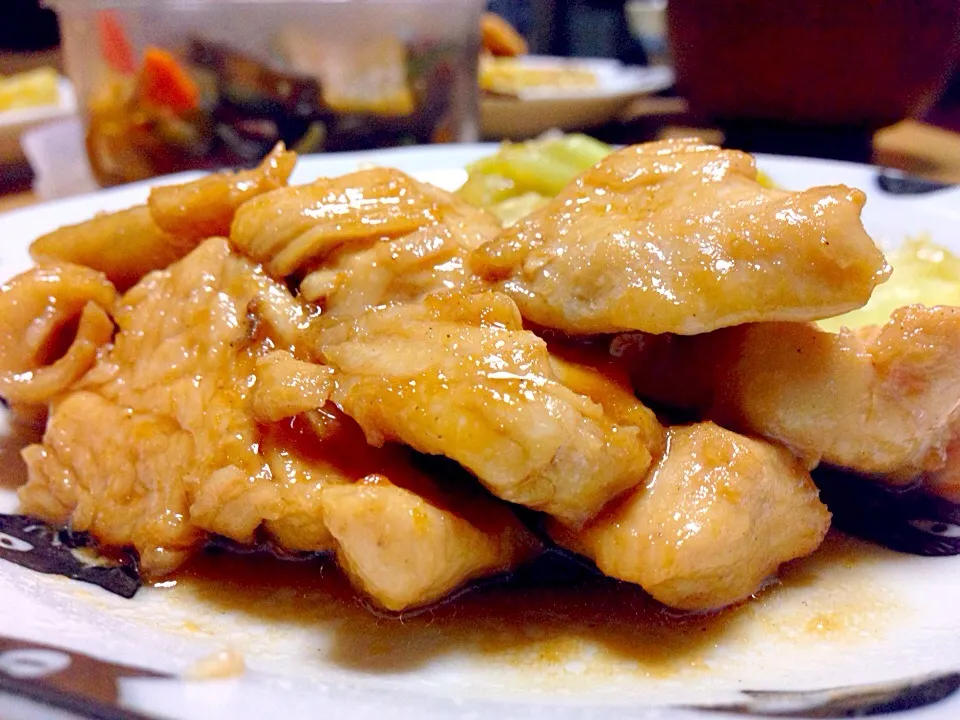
left=873, top=120, right=960, bottom=184
left=0, top=188, right=36, bottom=215
left=0, top=118, right=958, bottom=218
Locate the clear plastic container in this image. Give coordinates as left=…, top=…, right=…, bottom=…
left=46, top=0, right=484, bottom=186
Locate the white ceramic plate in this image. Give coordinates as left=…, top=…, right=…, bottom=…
left=0, top=77, right=77, bottom=166
left=480, top=58, right=673, bottom=139
left=1, top=145, right=960, bottom=720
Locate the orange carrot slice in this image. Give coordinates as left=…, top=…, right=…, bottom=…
left=97, top=10, right=135, bottom=75
left=139, top=47, right=200, bottom=113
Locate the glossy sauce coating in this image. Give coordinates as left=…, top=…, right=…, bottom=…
left=551, top=422, right=830, bottom=611
left=321, top=292, right=663, bottom=527
left=165, top=530, right=894, bottom=679
left=472, top=140, right=889, bottom=335
left=231, top=167, right=473, bottom=278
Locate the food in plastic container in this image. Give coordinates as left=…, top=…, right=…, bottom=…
left=47, top=0, right=484, bottom=186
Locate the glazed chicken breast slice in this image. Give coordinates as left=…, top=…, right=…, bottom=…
left=259, top=404, right=542, bottom=611
left=550, top=422, right=831, bottom=611
left=14, top=239, right=542, bottom=596
left=0, top=263, right=116, bottom=410
left=323, top=463, right=542, bottom=613
left=626, top=305, right=960, bottom=482
left=471, top=139, right=889, bottom=335
left=30, top=145, right=297, bottom=291
left=230, top=166, right=498, bottom=280
left=148, top=142, right=296, bottom=241
left=318, top=291, right=664, bottom=527
left=18, top=239, right=318, bottom=575
left=299, top=203, right=502, bottom=318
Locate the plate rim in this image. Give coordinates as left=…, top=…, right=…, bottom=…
left=3, top=143, right=959, bottom=225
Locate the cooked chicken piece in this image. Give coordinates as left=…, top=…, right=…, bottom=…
left=29, top=206, right=194, bottom=291
left=319, top=291, right=664, bottom=526
left=21, top=390, right=204, bottom=572
left=0, top=303, right=113, bottom=407
left=920, top=425, right=960, bottom=502
left=29, top=147, right=296, bottom=292
left=260, top=406, right=431, bottom=554
left=247, top=284, right=316, bottom=354
left=300, top=211, right=501, bottom=317
left=257, top=401, right=541, bottom=609
left=13, top=239, right=538, bottom=605
left=550, top=422, right=830, bottom=611
left=546, top=341, right=659, bottom=430
left=0, top=264, right=115, bottom=375
left=0, top=263, right=116, bottom=407
left=471, top=139, right=889, bottom=335
left=18, top=239, right=312, bottom=575
left=711, top=307, right=960, bottom=478
left=148, top=143, right=296, bottom=241
left=323, top=465, right=542, bottom=613
left=252, top=351, right=334, bottom=423
left=627, top=305, right=960, bottom=480
left=258, top=411, right=356, bottom=554
left=231, top=167, right=485, bottom=278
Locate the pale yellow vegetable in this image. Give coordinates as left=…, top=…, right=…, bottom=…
left=456, top=133, right=612, bottom=225
left=819, top=237, right=960, bottom=331
left=0, top=67, right=59, bottom=111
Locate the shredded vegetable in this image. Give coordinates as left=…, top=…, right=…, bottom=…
left=819, top=237, right=960, bottom=332
left=457, top=134, right=612, bottom=225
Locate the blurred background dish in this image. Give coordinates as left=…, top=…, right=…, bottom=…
left=480, top=54, right=603, bottom=96
left=0, top=70, right=75, bottom=164
left=47, top=0, right=485, bottom=187
left=480, top=57, right=672, bottom=139
left=478, top=7, right=672, bottom=139
left=0, top=66, right=59, bottom=111
left=0, top=0, right=959, bottom=198
left=667, top=0, right=960, bottom=160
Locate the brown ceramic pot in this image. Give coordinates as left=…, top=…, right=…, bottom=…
left=669, top=0, right=960, bottom=129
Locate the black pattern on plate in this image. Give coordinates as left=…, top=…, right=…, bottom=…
left=0, top=635, right=170, bottom=720
left=812, top=468, right=960, bottom=556
left=0, top=514, right=141, bottom=598
left=695, top=671, right=960, bottom=717
left=875, top=169, right=955, bottom=195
